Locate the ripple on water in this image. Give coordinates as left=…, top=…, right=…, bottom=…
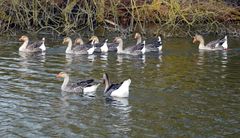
left=0, top=37, right=240, bottom=137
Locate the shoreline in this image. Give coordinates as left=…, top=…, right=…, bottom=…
left=0, top=0, right=239, bottom=37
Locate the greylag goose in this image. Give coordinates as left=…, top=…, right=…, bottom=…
left=89, top=36, right=102, bottom=52
left=102, top=73, right=131, bottom=98
left=56, top=72, right=100, bottom=93
left=134, top=33, right=162, bottom=52
left=63, top=37, right=95, bottom=54
left=19, top=35, right=46, bottom=52
left=100, top=39, right=118, bottom=53
left=114, top=37, right=146, bottom=55
left=193, top=34, right=228, bottom=50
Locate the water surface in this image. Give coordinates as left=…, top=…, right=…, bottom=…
left=0, top=35, right=239, bottom=137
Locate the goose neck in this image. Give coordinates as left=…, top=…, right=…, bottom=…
left=62, top=75, right=70, bottom=90
left=19, top=40, right=29, bottom=51
left=66, top=40, right=73, bottom=53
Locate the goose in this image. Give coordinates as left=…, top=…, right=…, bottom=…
left=102, top=73, right=131, bottom=98
left=193, top=34, right=228, bottom=50
left=19, top=35, right=46, bottom=52
left=100, top=39, right=118, bottom=53
left=56, top=72, right=100, bottom=93
left=89, top=36, right=102, bottom=52
left=74, top=37, right=96, bottom=54
left=134, top=33, right=162, bottom=52
left=63, top=37, right=95, bottom=54
left=114, top=37, right=146, bottom=55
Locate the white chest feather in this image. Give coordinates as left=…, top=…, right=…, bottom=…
left=19, top=41, right=28, bottom=52
left=87, top=46, right=95, bottom=54
left=39, top=43, right=46, bottom=51
left=101, top=43, right=108, bottom=52
left=141, top=46, right=146, bottom=54
left=83, top=84, right=100, bottom=93
left=158, top=45, right=162, bottom=51
left=222, top=41, right=228, bottom=50
left=110, top=79, right=131, bottom=98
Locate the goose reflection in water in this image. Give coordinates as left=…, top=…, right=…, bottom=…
left=18, top=51, right=46, bottom=73
left=65, top=54, right=96, bottom=65
left=105, top=97, right=132, bottom=135
left=19, top=51, right=46, bottom=62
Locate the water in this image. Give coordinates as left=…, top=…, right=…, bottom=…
left=0, top=35, right=239, bottom=137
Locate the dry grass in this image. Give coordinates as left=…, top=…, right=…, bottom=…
left=0, top=0, right=239, bottom=36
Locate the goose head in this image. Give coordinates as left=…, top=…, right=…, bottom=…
left=193, top=34, right=204, bottom=44
left=89, top=36, right=99, bottom=44
left=74, top=38, right=84, bottom=45
left=19, top=35, right=29, bottom=42
left=134, top=33, right=141, bottom=39
left=113, top=37, right=123, bottom=44
left=56, top=72, right=67, bottom=78
left=63, top=37, right=72, bottom=44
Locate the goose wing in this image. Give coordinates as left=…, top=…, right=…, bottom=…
left=73, top=44, right=92, bottom=51
left=107, top=43, right=118, bottom=48
left=206, top=37, right=226, bottom=49
left=107, top=43, right=118, bottom=51
left=26, top=40, right=44, bottom=50
left=146, top=39, right=162, bottom=48
left=104, top=82, right=123, bottom=97
left=126, top=43, right=144, bottom=52
left=75, top=79, right=95, bottom=88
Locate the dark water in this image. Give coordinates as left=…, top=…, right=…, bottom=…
left=0, top=35, right=239, bottom=137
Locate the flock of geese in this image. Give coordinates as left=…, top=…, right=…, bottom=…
left=18, top=33, right=228, bottom=98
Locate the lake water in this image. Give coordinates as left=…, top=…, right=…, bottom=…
left=0, top=35, right=239, bottom=137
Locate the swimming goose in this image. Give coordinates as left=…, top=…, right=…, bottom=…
left=134, top=33, right=162, bottom=52
left=193, top=34, right=228, bottom=50
left=63, top=37, right=95, bottom=54
left=100, top=39, right=118, bottom=53
left=89, top=36, right=102, bottom=52
left=19, top=35, right=46, bottom=52
left=56, top=72, right=100, bottom=93
left=74, top=37, right=96, bottom=54
left=114, top=37, right=146, bottom=55
left=102, top=73, right=131, bottom=98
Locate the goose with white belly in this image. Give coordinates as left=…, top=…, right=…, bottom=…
left=89, top=36, right=103, bottom=52
left=63, top=37, right=95, bottom=54
left=193, top=34, right=228, bottom=50
left=134, top=33, right=162, bottom=52
left=102, top=73, right=131, bottom=98
left=100, top=39, right=118, bottom=53
left=114, top=37, right=146, bottom=55
left=19, top=35, right=46, bottom=52
left=56, top=72, right=100, bottom=93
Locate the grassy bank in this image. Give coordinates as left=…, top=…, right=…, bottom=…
left=0, top=0, right=239, bottom=37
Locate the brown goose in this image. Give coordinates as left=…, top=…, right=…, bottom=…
left=63, top=37, right=95, bottom=54
left=134, top=33, right=162, bottom=52
left=114, top=37, right=146, bottom=55
left=193, top=34, right=228, bottom=50
left=56, top=72, right=100, bottom=93
left=19, top=35, right=46, bottom=52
